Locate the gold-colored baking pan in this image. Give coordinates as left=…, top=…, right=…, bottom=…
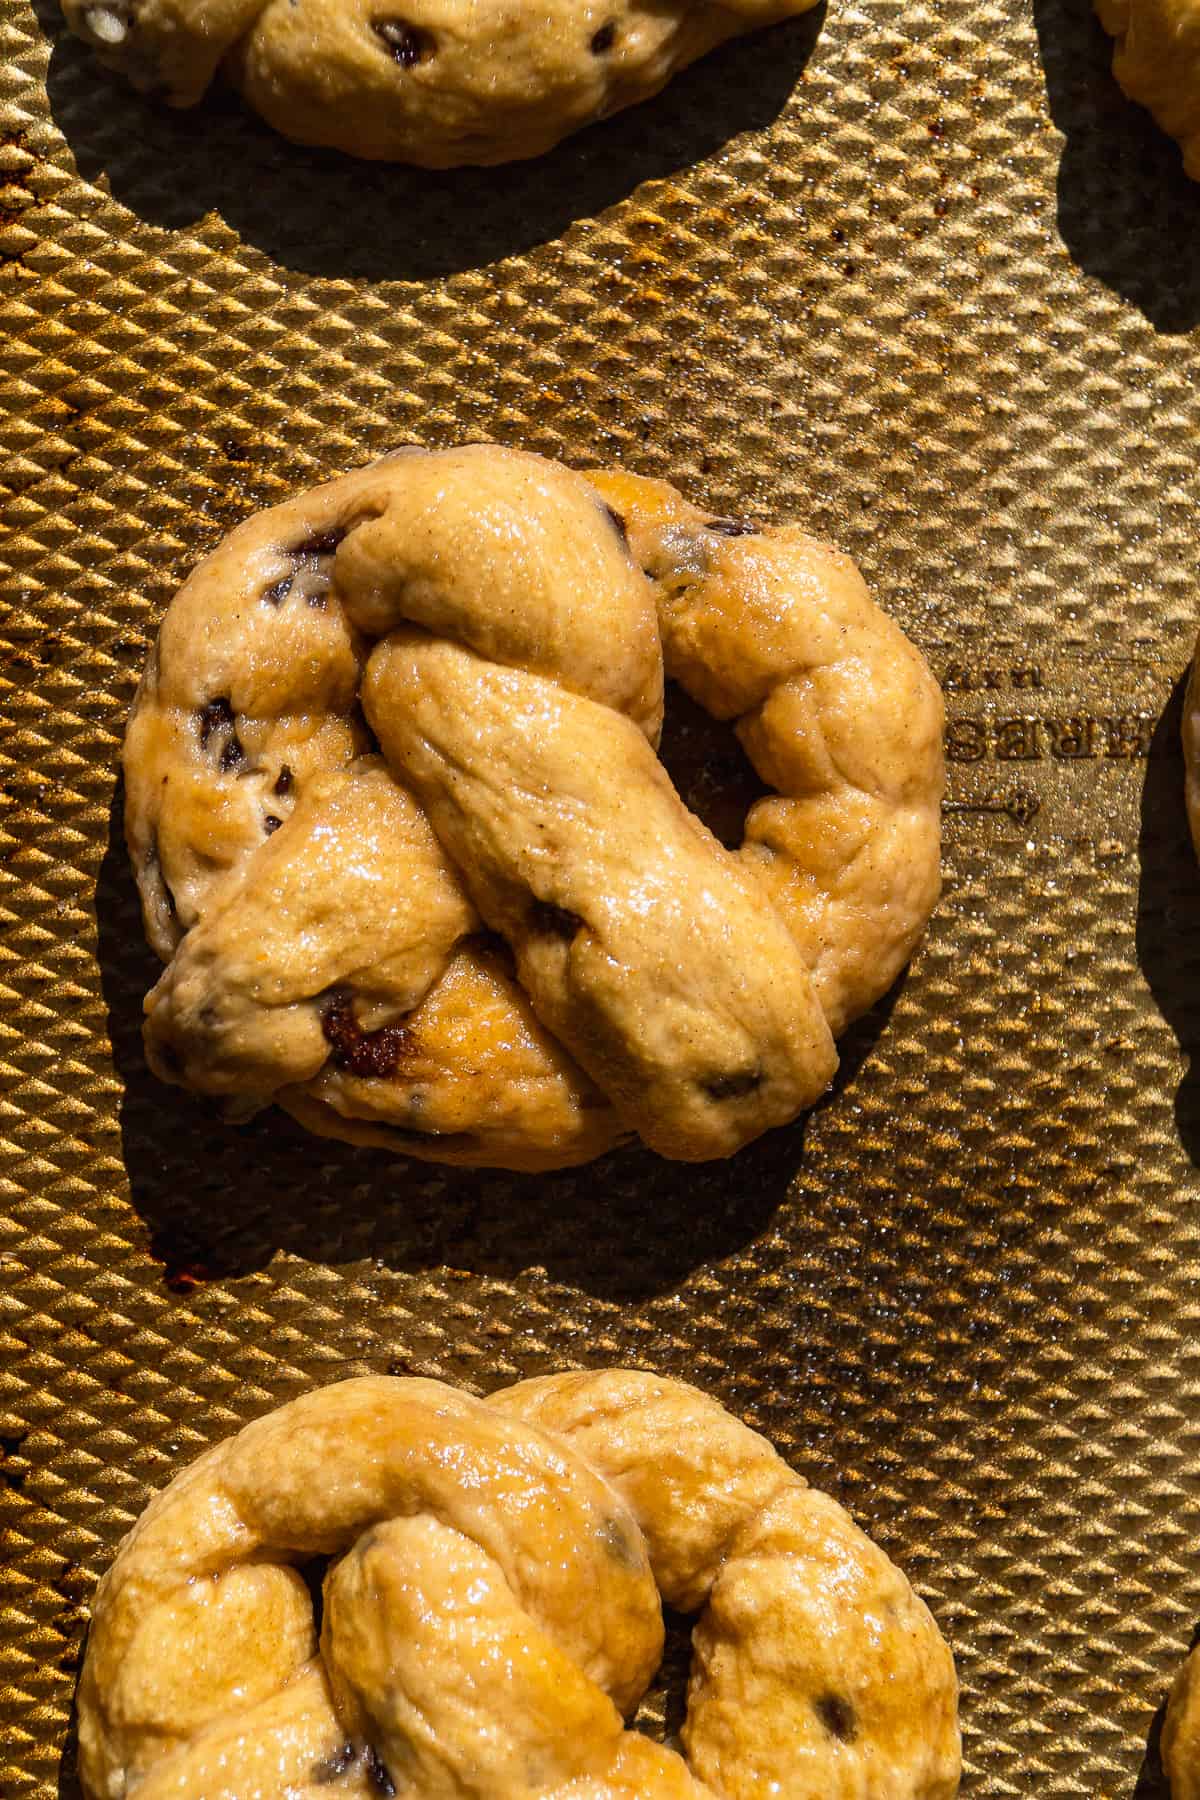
left=3, top=0, right=1200, bottom=1789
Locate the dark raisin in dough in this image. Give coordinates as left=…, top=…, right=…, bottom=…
left=814, top=1692, right=858, bottom=1743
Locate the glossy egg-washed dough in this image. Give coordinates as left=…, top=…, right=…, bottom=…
left=1096, top=0, right=1200, bottom=175
left=60, top=0, right=817, bottom=165
left=77, top=1369, right=961, bottom=1800
left=124, top=445, right=943, bottom=1170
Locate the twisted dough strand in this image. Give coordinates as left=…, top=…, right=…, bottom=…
left=78, top=1371, right=960, bottom=1800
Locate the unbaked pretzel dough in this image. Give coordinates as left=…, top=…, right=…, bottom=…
left=77, top=1368, right=961, bottom=1800
left=60, top=0, right=819, bottom=165
left=124, top=444, right=943, bottom=1169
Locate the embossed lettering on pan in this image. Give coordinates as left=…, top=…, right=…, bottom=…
left=122, top=444, right=944, bottom=1171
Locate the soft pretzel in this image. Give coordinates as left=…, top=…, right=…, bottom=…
left=1165, top=1644, right=1200, bottom=1798
left=1094, top=0, right=1200, bottom=176
left=124, top=444, right=943, bottom=1169
left=76, top=1369, right=961, bottom=1800
left=1185, top=642, right=1200, bottom=854
left=60, top=0, right=817, bottom=166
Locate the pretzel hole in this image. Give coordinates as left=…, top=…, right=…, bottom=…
left=274, top=765, right=294, bottom=796
left=814, top=1692, right=858, bottom=1743
left=630, top=1606, right=692, bottom=1743
left=321, top=988, right=416, bottom=1078
left=590, top=21, right=616, bottom=50
left=263, top=575, right=293, bottom=606
left=373, top=17, right=434, bottom=65
left=656, top=681, right=768, bottom=849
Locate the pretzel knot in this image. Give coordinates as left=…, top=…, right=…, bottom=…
left=125, top=445, right=943, bottom=1168
left=77, top=1370, right=961, bottom=1800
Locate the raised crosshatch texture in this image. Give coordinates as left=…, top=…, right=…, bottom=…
left=2, top=0, right=1200, bottom=1790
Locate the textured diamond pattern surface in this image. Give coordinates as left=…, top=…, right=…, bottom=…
left=3, top=0, right=1200, bottom=1790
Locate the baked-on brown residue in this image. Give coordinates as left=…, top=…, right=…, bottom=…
left=320, top=988, right=415, bottom=1078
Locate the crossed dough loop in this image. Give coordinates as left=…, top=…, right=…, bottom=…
left=124, top=444, right=943, bottom=1170
left=1094, top=0, right=1200, bottom=177
left=77, top=1369, right=961, bottom=1800
left=60, top=0, right=816, bottom=166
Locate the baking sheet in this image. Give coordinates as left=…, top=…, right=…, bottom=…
left=4, top=0, right=1200, bottom=1789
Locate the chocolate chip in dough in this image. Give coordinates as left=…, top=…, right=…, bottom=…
left=274, top=765, right=294, bottom=796
left=218, top=731, right=245, bottom=773
left=263, top=814, right=283, bottom=835
left=198, top=696, right=235, bottom=747
left=263, top=574, right=293, bottom=606
left=372, top=18, right=434, bottom=64
left=706, top=517, right=758, bottom=537
left=814, top=1692, right=858, bottom=1743
left=702, top=1068, right=762, bottom=1101
left=321, top=988, right=415, bottom=1079
left=197, top=697, right=245, bottom=772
